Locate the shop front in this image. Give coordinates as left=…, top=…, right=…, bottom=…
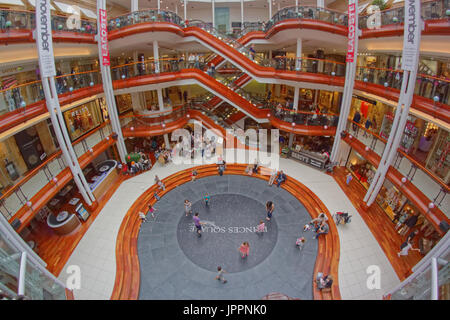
left=345, top=149, right=377, bottom=190
left=63, top=100, right=104, bottom=142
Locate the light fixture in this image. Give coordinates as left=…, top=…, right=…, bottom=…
left=428, top=202, right=435, bottom=209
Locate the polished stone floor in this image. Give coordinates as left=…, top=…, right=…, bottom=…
left=137, top=174, right=318, bottom=300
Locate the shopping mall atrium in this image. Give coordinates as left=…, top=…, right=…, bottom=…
left=0, top=0, right=448, bottom=301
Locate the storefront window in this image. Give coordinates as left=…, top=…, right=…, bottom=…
left=63, top=100, right=103, bottom=141
left=425, top=130, right=450, bottom=181
left=376, top=179, right=407, bottom=220
left=114, top=94, right=133, bottom=115
left=346, top=149, right=377, bottom=190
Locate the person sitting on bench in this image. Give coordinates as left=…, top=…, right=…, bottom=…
left=276, top=170, right=287, bottom=187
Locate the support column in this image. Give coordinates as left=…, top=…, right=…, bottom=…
left=240, top=0, right=244, bottom=31
left=317, top=0, right=324, bottom=8
left=157, top=0, right=160, bottom=12
left=268, top=0, right=272, bottom=20
left=131, top=92, right=143, bottom=111
left=157, top=88, right=165, bottom=110
left=97, top=0, right=127, bottom=163
left=295, top=0, right=298, bottom=12
left=295, top=38, right=302, bottom=70
left=184, top=0, right=187, bottom=20
left=131, top=0, right=138, bottom=12
left=164, top=134, right=170, bottom=148
left=212, top=0, right=215, bottom=28
left=365, top=0, right=422, bottom=206
left=288, top=133, right=295, bottom=148
left=36, top=0, right=96, bottom=207
left=330, top=0, right=360, bottom=164
left=175, top=3, right=178, bottom=15
left=153, top=40, right=160, bottom=73
left=293, top=87, right=299, bottom=111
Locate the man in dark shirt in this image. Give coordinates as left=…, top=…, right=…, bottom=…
left=276, top=170, right=287, bottom=187
left=352, top=110, right=361, bottom=132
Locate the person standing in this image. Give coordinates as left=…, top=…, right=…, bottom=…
left=399, top=213, right=418, bottom=236
left=346, top=173, right=353, bottom=185
left=238, top=242, right=250, bottom=258
left=215, top=266, right=227, bottom=283
left=184, top=199, right=193, bottom=216
left=266, top=201, right=275, bottom=221
left=183, top=90, right=188, bottom=103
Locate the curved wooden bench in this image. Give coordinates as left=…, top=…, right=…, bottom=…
left=111, top=164, right=341, bottom=300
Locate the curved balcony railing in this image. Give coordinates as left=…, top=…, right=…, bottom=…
left=359, top=0, right=450, bottom=29
left=0, top=8, right=97, bottom=33
left=355, top=66, right=450, bottom=105
left=107, top=8, right=183, bottom=32
left=0, top=69, right=102, bottom=115
left=345, top=118, right=449, bottom=220
left=264, top=5, right=348, bottom=31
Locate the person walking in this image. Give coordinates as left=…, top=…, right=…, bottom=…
left=256, top=220, right=265, bottom=234
left=266, top=201, right=274, bottom=221
left=203, top=193, right=210, bottom=206
left=193, top=212, right=204, bottom=237
left=296, top=237, right=306, bottom=250
left=215, top=266, right=227, bottom=283
left=184, top=199, right=192, bottom=216
left=398, top=239, right=420, bottom=257
left=148, top=203, right=157, bottom=218
left=238, top=242, right=250, bottom=258
left=399, top=213, right=419, bottom=236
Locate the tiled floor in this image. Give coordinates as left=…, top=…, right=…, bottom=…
left=58, top=151, right=400, bottom=300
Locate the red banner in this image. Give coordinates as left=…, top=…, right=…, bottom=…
left=346, top=1, right=356, bottom=63
left=99, top=9, right=110, bottom=66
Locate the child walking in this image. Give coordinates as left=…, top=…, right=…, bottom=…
left=256, top=220, right=265, bottom=234
left=296, top=237, right=306, bottom=250
left=203, top=193, right=210, bottom=206
left=215, top=266, right=227, bottom=283
left=238, top=242, right=250, bottom=258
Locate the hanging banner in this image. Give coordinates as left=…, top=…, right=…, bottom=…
left=402, top=0, right=421, bottom=71
left=35, top=0, right=56, bottom=77
left=346, top=0, right=357, bottom=63
left=99, top=8, right=110, bottom=66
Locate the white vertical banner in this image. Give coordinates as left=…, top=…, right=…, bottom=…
left=402, top=0, right=421, bottom=71
left=35, top=0, right=56, bottom=77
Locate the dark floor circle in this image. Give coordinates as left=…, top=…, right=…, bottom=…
left=177, top=194, right=278, bottom=273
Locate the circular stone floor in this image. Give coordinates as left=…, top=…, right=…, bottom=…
left=137, top=174, right=318, bottom=300
left=177, top=194, right=278, bottom=273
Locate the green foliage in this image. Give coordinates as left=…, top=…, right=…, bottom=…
left=371, top=0, right=387, bottom=11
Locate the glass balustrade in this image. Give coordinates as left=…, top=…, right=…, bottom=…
left=0, top=9, right=97, bottom=33
left=0, top=231, right=67, bottom=300
left=345, top=118, right=449, bottom=218
left=0, top=123, right=112, bottom=221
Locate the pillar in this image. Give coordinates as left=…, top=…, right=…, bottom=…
left=288, top=133, right=295, bottom=148
left=36, top=0, right=96, bottom=207
left=268, top=0, right=272, bottom=20
left=157, top=88, right=165, bottom=110
left=131, top=0, right=138, bottom=12
left=212, top=0, right=215, bottom=27
left=164, top=134, right=170, bottom=148
left=293, top=87, right=299, bottom=111
left=240, top=0, right=244, bottom=30
left=153, top=40, right=160, bottom=73
left=157, top=0, right=160, bottom=12
left=295, top=0, right=298, bottom=12
left=131, top=92, right=143, bottom=111
left=184, top=0, right=187, bottom=20
left=330, top=0, right=360, bottom=164
left=96, top=0, right=127, bottom=163
left=317, top=0, right=324, bottom=8
left=365, top=0, right=422, bottom=206
left=295, top=38, right=302, bottom=70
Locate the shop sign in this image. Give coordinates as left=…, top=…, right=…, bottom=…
left=402, top=0, right=420, bottom=71
left=35, top=0, right=56, bottom=78
left=346, top=0, right=357, bottom=63
left=99, top=9, right=110, bottom=66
